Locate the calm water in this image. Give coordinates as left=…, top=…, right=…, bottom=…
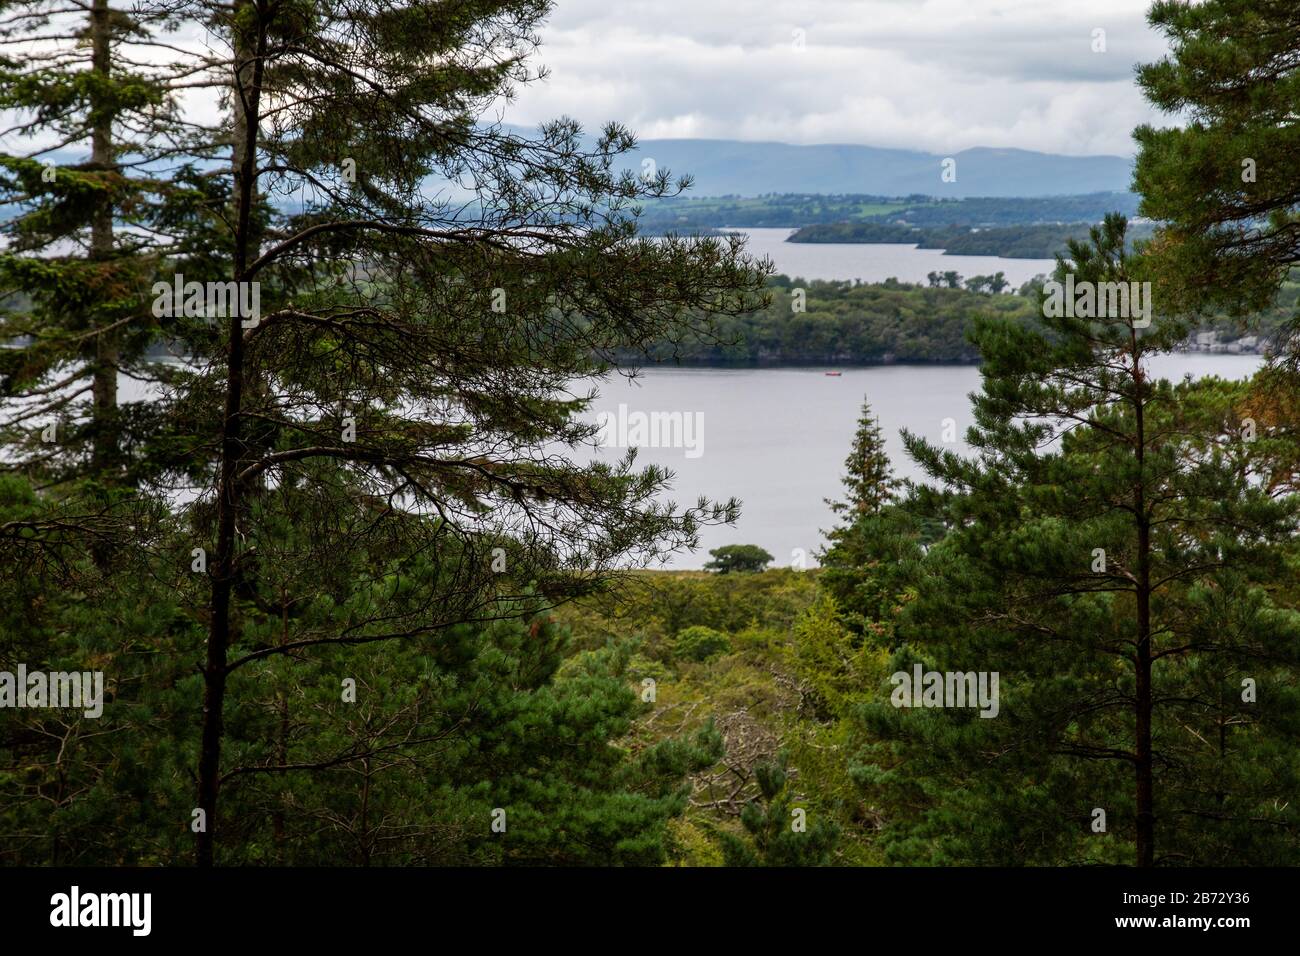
left=109, top=228, right=1262, bottom=570
left=585, top=354, right=1264, bottom=568
left=115, top=355, right=1263, bottom=570
left=731, top=227, right=1057, bottom=287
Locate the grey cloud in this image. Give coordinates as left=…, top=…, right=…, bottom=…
left=503, top=0, right=1170, bottom=156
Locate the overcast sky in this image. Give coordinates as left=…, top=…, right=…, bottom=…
left=502, top=0, right=1174, bottom=157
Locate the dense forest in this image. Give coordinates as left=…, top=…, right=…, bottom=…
left=2, top=0, right=1299, bottom=874
left=627, top=273, right=1295, bottom=365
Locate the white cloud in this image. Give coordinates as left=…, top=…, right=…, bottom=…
left=503, top=0, right=1172, bottom=156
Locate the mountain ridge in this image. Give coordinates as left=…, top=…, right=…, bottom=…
left=500, top=124, right=1132, bottom=198
left=618, top=137, right=1134, bottom=197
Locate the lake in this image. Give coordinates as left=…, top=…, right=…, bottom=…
left=586, top=355, right=1264, bottom=569
left=597, top=235, right=1258, bottom=567
left=107, top=231, right=1263, bottom=570
left=729, top=227, right=1057, bottom=287
left=113, top=356, right=1262, bottom=571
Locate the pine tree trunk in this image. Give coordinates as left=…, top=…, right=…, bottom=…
left=89, top=0, right=119, bottom=483
left=1133, top=360, right=1155, bottom=868
left=273, top=603, right=289, bottom=862
left=196, top=0, right=263, bottom=867
left=1135, top=520, right=1154, bottom=867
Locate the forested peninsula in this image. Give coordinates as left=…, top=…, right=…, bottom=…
left=629, top=275, right=1292, bottom=366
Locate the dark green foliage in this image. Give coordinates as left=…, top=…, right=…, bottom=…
left=0, top=0, right=769, bottom=867
left=0, top=465, right=725, bottom=865
left=963, top=273, right=1010, bottom=294
left=818, top=507, right=924, bottom=645
left=634, top=277, right=1037, bottom=364
left=0, top=0, right=193, bottom=488
left=218, top=616, right=725, bottom=866
left=853, top=218, right=1300, bottom=866
left=0, top=474, right=199, bottom=865
left=5, top=0, right=1300, bottom=873
left=175, top=0, right=768, bottom=865
left=1135, top=0, right=1300, bottom=322
left=630, top=273, right=1291, bottom=366
left=826, top=400, right=898, bottom=521
left=818, top=399, right=925, bottom=640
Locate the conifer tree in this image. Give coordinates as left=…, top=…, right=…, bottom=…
left=190, top=607, right=726, bottom=866
left=856, top=216, right=1300, bottom=866
left=1134, top=0, right=1300, bottom=322
left=0, top=0, right=767, bottom=868
left=827, top=399, right=898, bottom=521
left=0, top=1, right=198, bottom=487
left=0, top=3, right=215, bottom=861
left=150, top=0, right=770, bottom=865
left=819, top=399, right=919, bottom=641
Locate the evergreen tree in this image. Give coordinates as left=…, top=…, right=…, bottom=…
left=1134, top=0, right=1300, bottom=321
left=0, top=465, right=728, bottom=865
left=0, top=473, right=192, bottom=865
left=210, top=611, right=725, bottom=866
left=0, top=1, right=196, bottom=487
left=826, top=399, right=898, bottom=522
left=819, top=399, right=920, bottom=641
left=149, top=0, right=768, bottom=865
left=0, top=0, right=769, bottom=867
left=855, top=216, right=1300, bottom=866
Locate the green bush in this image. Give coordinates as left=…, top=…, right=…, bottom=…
left=671, top=625, right=732, bottom=662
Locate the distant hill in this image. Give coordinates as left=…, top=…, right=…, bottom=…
left=618, top=139, right=1133, bottom=198
left=22, top=133, right=1135, bottom=209
left=634, top=193, right=1143, bottom=233
left=496, top=124, right=1134, bottom=198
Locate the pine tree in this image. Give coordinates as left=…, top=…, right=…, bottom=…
left=827, top=399, right=898, bottom=521
left=0, top=471, right=189, bottom=865
left=856, top=216, right=1300, bottom=866
left=0, top=471, right=726, bottom=864
left=1, top=0, right=768, bottom=868
left=0, top=3, right=217, bottom=857
left=819, top=399, right=920, bottom=641
left=0, top=1, right=195, bottom=487
left=204, top=609, right=726, bottom=866
left=1134, top=0, right=1300, bottom=321
left=136, top=0, right=769, bottom=865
